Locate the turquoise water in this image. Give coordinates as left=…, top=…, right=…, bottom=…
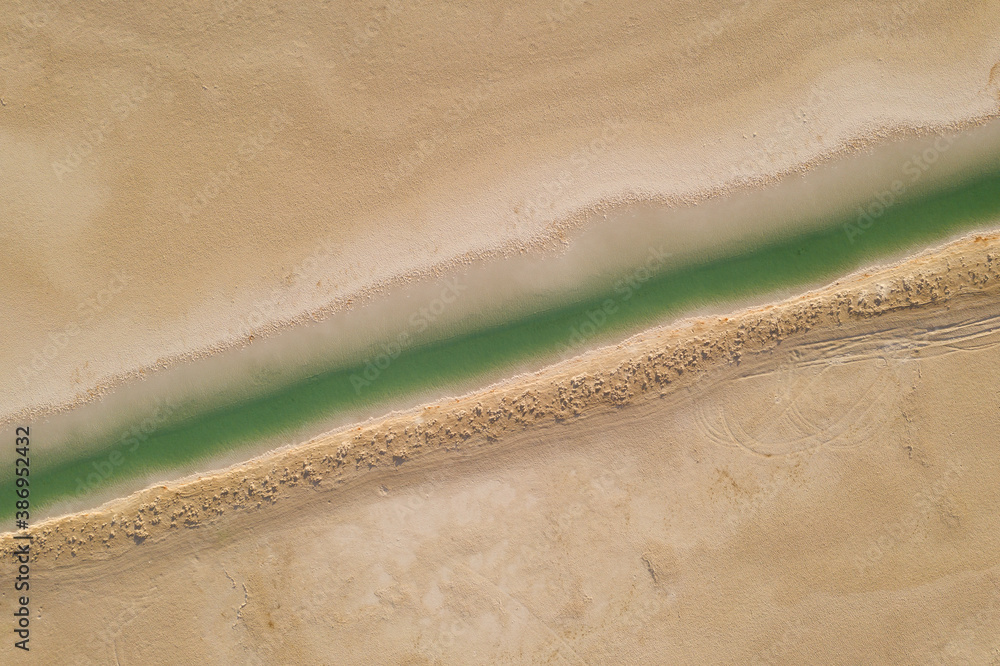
left=6, top=162, right=1000, bottom=521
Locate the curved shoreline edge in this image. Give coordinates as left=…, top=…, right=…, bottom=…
left=4, top=115, right=999, bottom=430
left=5, top=228, right=999, bottom=564
left=12, top=125, right=1000, bottom=520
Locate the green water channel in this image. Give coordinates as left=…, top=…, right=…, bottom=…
left=8, top=163, right=1000, bottom=520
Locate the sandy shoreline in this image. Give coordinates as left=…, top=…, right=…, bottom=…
left=8, top=237, right=1000, bottom=661
left=9, top=118, right=1000, bottom=520
left=3, top=0, right=999, bottom=425
left=5, top=227, right=998, bottom=560
left=5, top=115, right=1000, bottom=437
left=7, top=2, right=1000, bottom=661
left=4, top=230, right=1000, bottom=662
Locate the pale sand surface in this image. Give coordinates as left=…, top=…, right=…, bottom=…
left=2, top=232, right=999, bottom=663
left=3, top=0, right=1000, bottom=421
left=18, top=119, right=1000, bottom=473
left=5, top=2, right=1000, bottom=662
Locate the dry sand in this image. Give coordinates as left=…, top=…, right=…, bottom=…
left=2, top=0, right=1000, bottom=422
left=3, top=230, right=999, bottom=663
left=4, top=2, right=1000, bottom=663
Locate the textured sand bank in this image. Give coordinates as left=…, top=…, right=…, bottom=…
left=4, top=228, right=998, bottom=559
left=3, top=231, right=999, bottom=663
left=2, top=0, right=1000, bottom=422
left=18, top=116, right=1000, bottom=484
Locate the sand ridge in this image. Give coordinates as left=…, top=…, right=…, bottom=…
left=5, top=229, right=998, bottom=565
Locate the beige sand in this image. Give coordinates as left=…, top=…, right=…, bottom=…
left=19, top=118, right=1000, bottom=482
left=3, top=231, right=999, bottom=663
left=3, top=0, right=1000, bottom=422
left=5, top=2, right=1000, bottom=663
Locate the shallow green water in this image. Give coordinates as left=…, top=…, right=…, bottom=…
left=7, top=162, right=1000, bottom=520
